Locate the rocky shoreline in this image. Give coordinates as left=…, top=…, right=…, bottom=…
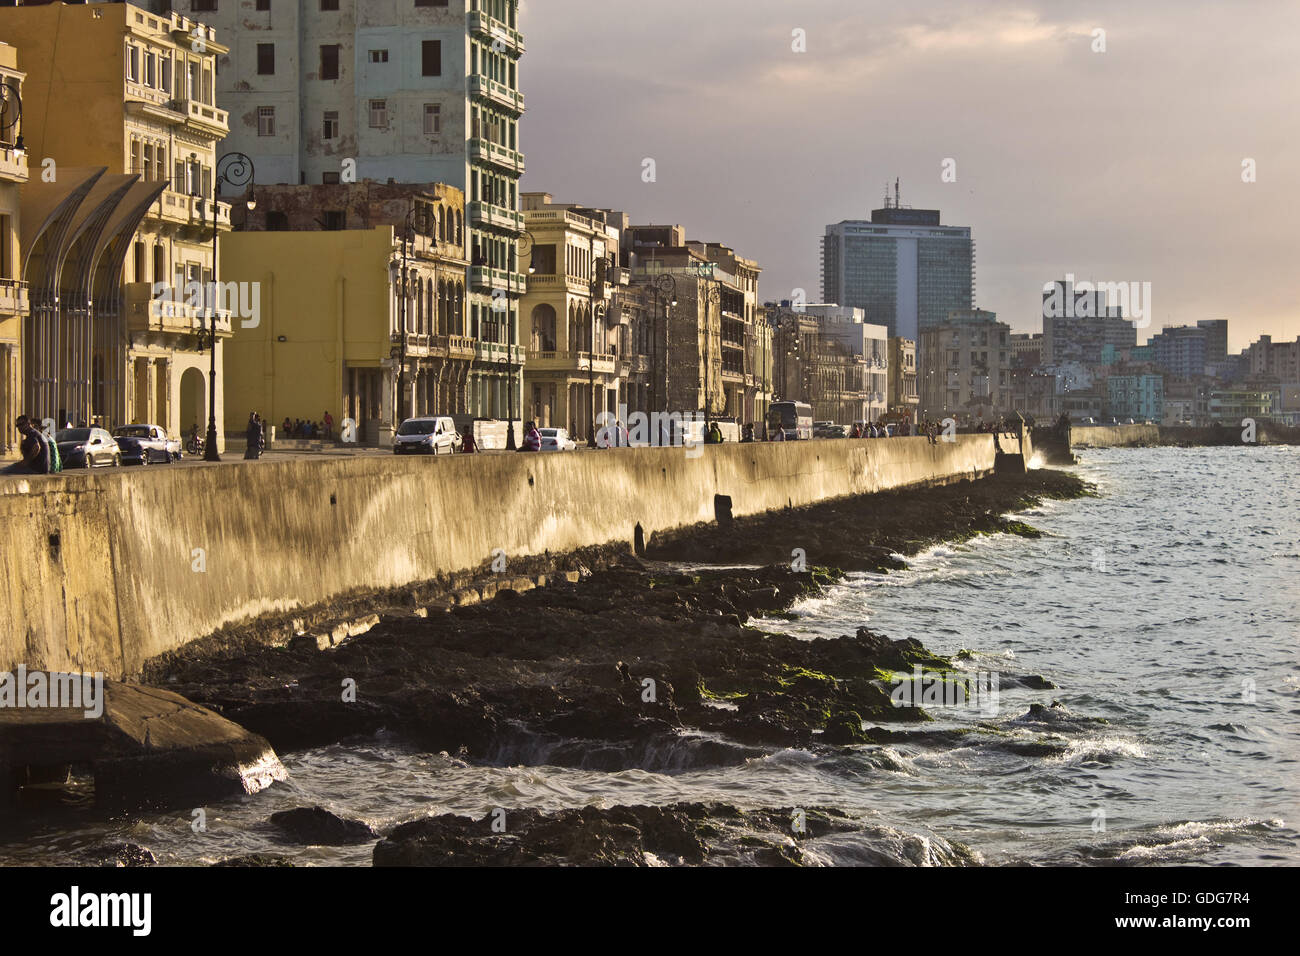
left=134, top=468, right=1090, bottom=865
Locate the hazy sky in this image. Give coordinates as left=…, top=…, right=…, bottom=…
left=518, top=0, right=1298, bottom=351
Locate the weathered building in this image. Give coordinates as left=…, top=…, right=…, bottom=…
left=919, top=308, right=1014, bottom=421
left=201, top=0, right=525, bottom=427
left=227, top=183, right=469, bottom=442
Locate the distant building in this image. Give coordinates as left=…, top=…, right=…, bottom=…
left=1041, top=278, right=1136, bottom=366
left=1106, top=373, right=1164, bottom=422
left=1148, top=325, right=1208, bottom=379
left=1197, top=319, right=1228, bottom=366
left=1242, top=334, right=1300, bottom=383
left=919, top=309, right=1013, bottom=421
left=1208, top=388, right=1277, bottom=423
left=820, top=186, right=974, bottom=342
left=803, top=304, right=888, bottom=423
left=1010, top=332, right=1044, bottom=368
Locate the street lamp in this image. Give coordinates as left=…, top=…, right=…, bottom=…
left=0, top=80, right=23, bottom=154
left=505, top=229, right=534, bottom=450
left=198, top=151, right=255, bottom=461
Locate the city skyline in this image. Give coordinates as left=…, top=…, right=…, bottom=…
left=519, top=0, right=1298, bottom=351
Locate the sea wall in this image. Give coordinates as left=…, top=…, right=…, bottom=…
left=0, top=434, right=1018, bottom=679
left=1070, top=424, right=1160, bottom=448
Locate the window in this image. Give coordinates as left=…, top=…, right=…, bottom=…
left=258, top=106, right=275, bottom=136
left=415, top=0, right=450, bottom=6
left=144, top=52, right=156, bottom=87
left=320, top=0, right=339, bottom=9
left=323, top=110, right=339, bottom=139
left=160, top=57, right=172, bottom=95
left=256, top=43, right=275, bottom=75
left=320, top=44, right=340, bottom=80
left=191, top=0, right=217, bottom=12
left=369, top=99, right=388, bottom=128
left=322, top=171, right=340, bottom=185
left=421, top=40, right=441, bottom=76
left=257, top=0, right=270, bottom=10
left=322, top=211, right=346, bottom=231
left=368, top=49, right=389, bottom=63
left=126, top=45, right=139, bottom=83
left=423, top=103, right=440, bottom=134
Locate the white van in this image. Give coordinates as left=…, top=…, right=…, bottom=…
left=394, top=416, right=462, bottom=455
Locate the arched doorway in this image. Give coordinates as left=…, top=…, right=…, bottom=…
left=179, top=366, right=205, bottom=436
left=531, top=303, right=556, bottom=351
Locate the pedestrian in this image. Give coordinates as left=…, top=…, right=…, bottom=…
left=2, top=416, right=51, bottom=475
left=282, top=417, right=291, bottom=438
left=522, top=420, right=541, bottom=452
left=244, top=411, right=262, bottom=459
left=741, top=423, right=754, bottom=443
left=460, top=424, right=478, bottom=453
left=323, top=410, right=334, bottom=440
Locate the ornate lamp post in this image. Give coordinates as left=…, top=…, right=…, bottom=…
left=198, top=151, right=255, bottom=461
left=0, top=80, right=23, bottom=153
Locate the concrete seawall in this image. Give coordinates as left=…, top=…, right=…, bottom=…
left=1071, top=424, right=1161, bottom=448
left=1, top=434, right=1020, bottom=679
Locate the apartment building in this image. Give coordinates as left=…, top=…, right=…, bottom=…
left=0, top=2, right=233, bottom=443
left=919, top=308, right=1013, bottom=420
left=202, top=0, right=525, bottom=422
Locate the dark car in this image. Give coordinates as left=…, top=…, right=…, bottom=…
left=112, top=423, right=181, bottom=465
left=56, top=427, right=121, bottom=469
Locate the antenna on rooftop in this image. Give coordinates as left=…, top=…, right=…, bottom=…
left=895, top=177, right=901, bottom=209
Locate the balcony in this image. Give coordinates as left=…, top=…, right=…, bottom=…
left=527, top=350, right=616, bottom=376
left=124, top=282, right=232, bottom=336
left=171, top=98, right=230, bottom=138
left=468, top=75, right=525, bottom=115
left=468, top=138, right=525, bottom=176
left=429, top=334, right=479, bottom=361
left=0, top=144, right=27, bottom=184
left=470, top=265, right=528, bottom=292
left=192, top=197, right=232, bottom=229
left=125, top=92, right=188, bottom=127
left=523, top=273, right=592, bottom=296
left=0, top=278, right=28, bottom=317
left=468, top=200, right=524, bottom=233
left=467, top=10, right=525, bottom=56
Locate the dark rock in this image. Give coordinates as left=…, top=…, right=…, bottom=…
left=84, top=842, right=156, bottom=867
left=270, top=806, right=378, bottom=845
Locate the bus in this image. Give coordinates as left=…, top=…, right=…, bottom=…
left=767, top=401, right=814, bottom=440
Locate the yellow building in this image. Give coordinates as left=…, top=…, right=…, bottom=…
left=221, top=190, right=470, bottom=444
left=0, top=41, right=27, bottom=458
left=0, top=2, right=234, bottom=444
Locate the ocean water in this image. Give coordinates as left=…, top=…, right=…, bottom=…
left=2, top=446, right=1296, bottom=866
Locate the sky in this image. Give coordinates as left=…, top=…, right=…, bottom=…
left=517, top=0, right=1298, bottom=351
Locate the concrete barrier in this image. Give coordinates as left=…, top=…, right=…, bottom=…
left=1070, top=424, right=1160, bottom=448
left=1, top=434, right=1013, bottom=679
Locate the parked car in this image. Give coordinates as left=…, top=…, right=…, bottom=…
left=813, top=421, right=848, bottom=439
left=393, top=416, right=461, bottom=455
left=112, top=423, right=180, bottom=465
left=538, top=427, right=577, bottom=451
left=55, top=427, right=121, bottom=469
left=1079, top=417, right=1099, bottom=425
